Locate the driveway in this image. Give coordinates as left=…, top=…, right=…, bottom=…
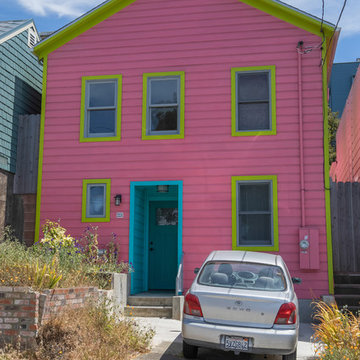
left=135, top=318, right=317, bottom=360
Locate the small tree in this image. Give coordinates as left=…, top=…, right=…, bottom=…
left=328, top=107, right=340, bottom=165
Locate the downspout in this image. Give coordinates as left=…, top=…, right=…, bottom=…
left=297, top=42, right=306, bottom=228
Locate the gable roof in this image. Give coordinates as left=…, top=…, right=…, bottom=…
left=0, top=19, right=39, bottom=46
left=33, top=0, right=339, bottom=72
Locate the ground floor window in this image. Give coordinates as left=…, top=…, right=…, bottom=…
left=82, top=179, right=111, bottom=222
left=232, top=175, right=278, bottom=251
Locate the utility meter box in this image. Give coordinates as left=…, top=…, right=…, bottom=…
left=299, top=228, right=320, bottom=270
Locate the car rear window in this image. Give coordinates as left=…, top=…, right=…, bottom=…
left=197, top=261, right=286, bottom=291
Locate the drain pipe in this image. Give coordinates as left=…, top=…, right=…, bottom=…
left=297, top=41, right=306, bottom=228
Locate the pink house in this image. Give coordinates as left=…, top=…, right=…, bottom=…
left=33, top=0, right=339, bottom=306
left=330, top=67, right=360, bottom=182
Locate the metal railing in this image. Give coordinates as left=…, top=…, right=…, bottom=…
left=175, top=252, right=184, bottom=295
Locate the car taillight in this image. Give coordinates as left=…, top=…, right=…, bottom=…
left=184, top=293, right=203, bottom=317
left=274, top=302, right=297, bottom=325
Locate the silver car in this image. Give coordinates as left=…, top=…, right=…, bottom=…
left=182, top=251, right=300, bottom=359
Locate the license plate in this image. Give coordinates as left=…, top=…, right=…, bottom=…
left=224, top=336, right=249, bottom=351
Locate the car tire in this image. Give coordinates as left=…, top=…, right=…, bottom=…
left=183, top=341, right=198, bottom=359
left=283, top=349, right=297, bottom=360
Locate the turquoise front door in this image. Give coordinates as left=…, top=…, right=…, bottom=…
left=148, top=201, right=178, bottom=290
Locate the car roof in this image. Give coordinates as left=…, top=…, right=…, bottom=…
left=206, top=250, right=282, bottom=267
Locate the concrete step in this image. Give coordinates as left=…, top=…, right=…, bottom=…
left=335, top=284, right=360, bottom=295
left=127, top=296, right=173, bottom=307
left=124, top=305, right=173, bottom=318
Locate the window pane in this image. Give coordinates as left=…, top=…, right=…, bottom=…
left=89, top=82, right=116, bottom=107
left=150, top=107, right=178, bottom=132
left=89, top=109, right=116, bottom=134
left=238, top=103, right=269, bottom=130
left=237, top=73, right=269, bottom=102
left=239, top=183, right=270, bottom=212
left=198, top=261, right=286, bottom=291
left=239, top=214, right=271, bottom=245
left=156, top=208, right=178, bottom=226
left=88, top=186, right=105, bottom=216
left=150, top=79, right=178, bottom=104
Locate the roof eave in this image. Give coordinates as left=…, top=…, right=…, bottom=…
left=0, top=19, right=35, bottom=45
left=33, top=0, right=335, bottom=60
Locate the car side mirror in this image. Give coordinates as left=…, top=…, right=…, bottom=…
left=194, top=267, right=200, bottom=274
left=292, top=277, right=302, bottom=284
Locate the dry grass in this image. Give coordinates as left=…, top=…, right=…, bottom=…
left=312, top=300, right=360, bottom=359
left=0, top=300, right=154, bottom=360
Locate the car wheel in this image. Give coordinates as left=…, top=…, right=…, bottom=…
left=183, top=340, right=198, bottom=359
left=283, top=349, right=297, bottom=360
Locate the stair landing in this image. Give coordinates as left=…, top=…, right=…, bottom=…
left=125, top=292, right=174, bottom=318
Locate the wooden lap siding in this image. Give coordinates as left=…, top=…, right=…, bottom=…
left=41, top=0, right=327, bottom=298
left=0, top=30, right=42, bottom=173
left=331, top=68, right=360, bottom=182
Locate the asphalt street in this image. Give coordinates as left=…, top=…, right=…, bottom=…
left=135, top=318, right=317, bottom=360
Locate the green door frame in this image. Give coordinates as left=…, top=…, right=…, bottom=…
left=129, top=181, right=183, bottom=294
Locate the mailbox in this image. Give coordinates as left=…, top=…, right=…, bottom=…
left=299, top=228, right=319, bottom=270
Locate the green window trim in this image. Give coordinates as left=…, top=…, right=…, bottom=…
left=82, top=179, right=111, bottom=222
left=142, top=71, right=185, bottom=140
left=80, top=75, right=122, bottom=142
left=231, top=175, right=279, bottom=252
left=231, top=66, right=276, bottom=137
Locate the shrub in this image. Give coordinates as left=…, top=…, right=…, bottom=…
left=0, top=222, right=132, bottom=290
left=313, top=300, right=360, bottom=359
left=35, top=300, right=154, bottom=360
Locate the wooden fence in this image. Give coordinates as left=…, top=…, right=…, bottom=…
left=13, top=114, right=40, bottom=194
left=330, top=181, right=360, bottom=273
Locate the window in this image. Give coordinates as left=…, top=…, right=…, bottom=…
left=231, top=175, right=278, bottom=251
left=142, top=72, right=185, bottom=140
left=198, top=261, right=286, bottom=291
left=80, top=75, right=122, bottom=142
left=82, top=179, right=111, bottom=222
left=231, top=66, right=276, bottom=136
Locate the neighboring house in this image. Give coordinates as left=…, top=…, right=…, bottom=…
left=329, top=61, right=360, bottom=117
left=330, top=67, right=360, bottom=182
left=0, top=20, right=43, bottom=242
left=33, top=0, right=338, bottom=305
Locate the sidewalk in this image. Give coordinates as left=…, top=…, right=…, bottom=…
left=135, top=318, right=317, bottom=360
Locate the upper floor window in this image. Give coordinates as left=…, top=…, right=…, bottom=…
left=231, top=175, right=279, bottom=252
left=231, top=66, right=276, bottom=137
left=142, top=72, right=185, bottom=140
left=80, top=75, right=122, bottom=142
left=82, top=179, right=111, bottom=222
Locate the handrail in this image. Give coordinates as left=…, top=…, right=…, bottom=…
left=175, top=252, right=184, bottom=295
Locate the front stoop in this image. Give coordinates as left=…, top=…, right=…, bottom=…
left=334, top=273, right=360, bottom=313
left=125, top=295, right=183, bottom=319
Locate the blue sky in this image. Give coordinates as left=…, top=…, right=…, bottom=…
left=0, top=0, right=359, bottom=63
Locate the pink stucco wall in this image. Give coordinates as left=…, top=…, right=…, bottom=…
left=330, top=68, right=360, bottom=182
left=41, top=0, right=329, bottom=298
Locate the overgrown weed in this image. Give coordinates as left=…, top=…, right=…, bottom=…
left=312, top=300, right=360, bottom=359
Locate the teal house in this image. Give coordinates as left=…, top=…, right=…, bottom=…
left=0, top=20, right=43, bottom=239
left=0, top=19, right=42, bottom=173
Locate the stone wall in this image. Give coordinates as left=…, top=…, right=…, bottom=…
left=0, top=286, right=99, bottom=348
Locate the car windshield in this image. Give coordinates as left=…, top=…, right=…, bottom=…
left=198, top=261, right=287, bottom=291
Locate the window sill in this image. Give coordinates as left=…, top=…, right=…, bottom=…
left=232, top=129, right=276, bottom=137
left=232, top=244, right=279, bottom=252
left=81, top=217, right=110, bottom=223
left=80, top=135, right=121, bottom=143
left=142, top=133, right=184, bottom=140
